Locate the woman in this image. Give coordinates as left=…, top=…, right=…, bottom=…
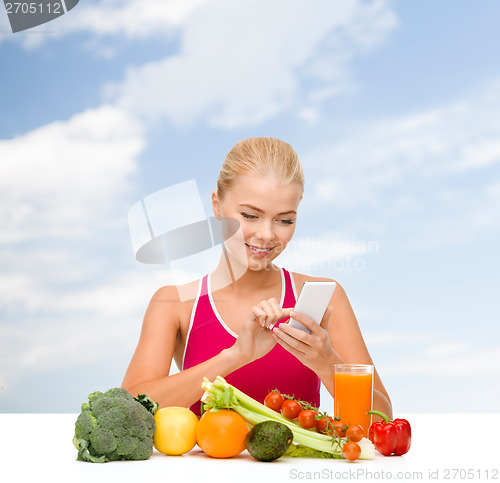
left=122, top=137, right=392, bottom=419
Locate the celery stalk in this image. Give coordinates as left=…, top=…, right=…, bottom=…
left=200, top=376, right=374, bottom=459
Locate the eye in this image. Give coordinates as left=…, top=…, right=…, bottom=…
left=241, top=212, right=258, bottom=220
left=278, top=218, right=295, bottom=225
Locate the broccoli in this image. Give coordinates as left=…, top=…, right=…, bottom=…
left=73, top=387, right=159, bottom=463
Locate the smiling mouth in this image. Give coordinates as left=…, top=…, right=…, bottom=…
left=246, top=244, right=273, bottom=254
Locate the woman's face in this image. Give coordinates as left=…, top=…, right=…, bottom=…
left=212, top=174, right=302, bottom=272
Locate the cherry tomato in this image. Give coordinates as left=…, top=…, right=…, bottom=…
left=281, top=399, right=302, bottom=419
left=346, top=424, right=364, bottom=443
left=316, top=415, right=332, bottom=434
left=298, top=409, right=318, bottom=429
left=342, top=441, right=361, bottom=461
left=264, top=391, right=284, bottom=412
left=331, top=419, right=347, bottom=438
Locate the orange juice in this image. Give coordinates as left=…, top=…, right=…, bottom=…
left=334, top=365, right=373, bottom=437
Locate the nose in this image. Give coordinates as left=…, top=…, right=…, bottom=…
left=255, top=220, right=275, bottom=242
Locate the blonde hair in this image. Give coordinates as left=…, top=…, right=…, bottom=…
left=217, top=137, right=304, bottom=199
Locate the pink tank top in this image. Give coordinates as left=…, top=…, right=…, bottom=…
left=182, top=267, right=321, bottom=415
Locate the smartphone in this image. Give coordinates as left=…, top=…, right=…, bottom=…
left=288, top=281, right=336, bottom=333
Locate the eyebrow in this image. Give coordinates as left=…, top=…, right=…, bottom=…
left=238, top=203, right=297, bottom=216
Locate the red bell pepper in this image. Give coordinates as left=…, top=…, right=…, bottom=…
left=367, top=410, right=411, bottom=456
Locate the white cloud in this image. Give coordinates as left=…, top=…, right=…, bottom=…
left=108, top=0, right=398, bottom=127
left=0, top=105, right=144, bottom=243
left=70, top=0, right=208, bottom=37
left=297, top=108, right=321, bottom=125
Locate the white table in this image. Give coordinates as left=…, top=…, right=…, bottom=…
left=1, top=413, right=498, bottom=482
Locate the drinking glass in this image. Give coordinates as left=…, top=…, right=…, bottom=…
left=334, top=364, right=374, bottom=437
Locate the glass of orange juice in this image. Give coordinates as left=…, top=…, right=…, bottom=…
left=334, top=364, right=374, bottom=437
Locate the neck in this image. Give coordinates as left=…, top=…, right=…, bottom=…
left=211, top=247, right=280, bottom=294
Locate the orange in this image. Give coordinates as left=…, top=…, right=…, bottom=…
left=154, top=407, right=198, bottom=455
left=196, top=409, right=249, bottom=458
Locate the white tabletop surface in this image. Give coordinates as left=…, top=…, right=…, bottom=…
left=1, top=413, right=499, bottom=482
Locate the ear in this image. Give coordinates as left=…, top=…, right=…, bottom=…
left=212, top=190, right=221, bottom=219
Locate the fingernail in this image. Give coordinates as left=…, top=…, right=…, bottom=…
left=290, top=311, right=296, bottom=318
left=273, top=327, right=281, bottom=335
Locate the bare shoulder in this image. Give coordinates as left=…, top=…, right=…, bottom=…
left=151, top=278, right=199, bottom=303
left=148, top=278, right=201, bottom=325
left=290, top=271, right=349, bottom=305
left=150, top=283, right=181, bottom=303
left=291, top=271, right=340, bottom=289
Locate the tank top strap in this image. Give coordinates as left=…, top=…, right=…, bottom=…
left=281, top=267, right=297, bottom=308
left=190, top=274, right=212, bottom=327
left=182, top=274, right=211, bottom=369
left=199, top=273, right=209, bottom=297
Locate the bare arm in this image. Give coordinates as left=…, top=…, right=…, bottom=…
left=124, top=350, right=242, bottom=409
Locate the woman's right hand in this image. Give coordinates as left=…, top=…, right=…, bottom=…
left=232, top=298, right=293, bottom=365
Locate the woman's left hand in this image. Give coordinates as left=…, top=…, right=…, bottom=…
left=272, top=306, right=340, bottom=374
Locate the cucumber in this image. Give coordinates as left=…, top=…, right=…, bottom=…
left=245, top=420, right=293, bottom=462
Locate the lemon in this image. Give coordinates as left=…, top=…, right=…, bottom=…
left=153, top=406, right=199, bottom=455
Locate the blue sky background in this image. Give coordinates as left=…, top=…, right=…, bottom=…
left=1, top=0, right=499, bottom=414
